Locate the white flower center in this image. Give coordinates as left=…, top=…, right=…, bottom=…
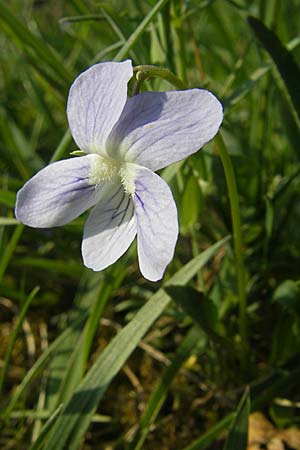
left=89, top=154, right=136, bottom=195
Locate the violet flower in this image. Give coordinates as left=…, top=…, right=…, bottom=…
left=15, top=60, right=223, bottom=281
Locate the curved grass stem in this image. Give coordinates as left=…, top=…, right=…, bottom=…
left=215, top=132, right=248, bottom=360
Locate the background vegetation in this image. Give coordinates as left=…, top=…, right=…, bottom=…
left=1, top=0, right=300, bottom=449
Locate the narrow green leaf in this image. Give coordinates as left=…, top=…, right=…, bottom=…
left=43, top=237, right=229, bottom=450
left=0, top=224, right=24, bottom=284
left=272, top=279, right=300, bottom=314
left=0, top=286, right=40, bottom=396
left=224, top=35, right=300, bottom=110
left=9, top=409, right=110, bottom=422
left=53, top=265, right=127, bottom=407
left=248, top=16, right=300, bottom=123
left=223, top=388, right=250, bottom=450
left=180, top=175, right=203, bottom=231
left=128, top=326, right=205, bottom=450
left=0, top=190, right=16, bottom=208
left=161, top=160, right=185, bottom=183
left=28, top=405, right=64, bottom=450
left=0, top=218, right=19, bottom=226
left=182, top=414, right=234, bottom=450
left=14, top=257, right=83, bottom=277
left=44, top=273, right=105, bottom=411
left=252, top=366, right=300, bottom=411
left=50, top=130, right=73, bottom=163
left=114, top=0, right=170, bottom=61
left=264, top=196, right=274, bottom=240
left=165, top=286, right=220, bottom=336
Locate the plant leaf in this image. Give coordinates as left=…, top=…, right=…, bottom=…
left=248, top=16, right=300, bottom=123
left=223, top=387, right=250, bottom=450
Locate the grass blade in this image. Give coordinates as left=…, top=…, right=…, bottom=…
left=183, top=414, right=234, bottom=450
left=223, top=387, right=250, bottom=450
left=248, top=16, right=300, bottom=123
left=0, top=224, right=24, bottom=284
left=128, top=326, right=205, bottom=450
left=0, top=286, right=40, bottom=396
left=223, top=35, right=300, bottom=110
left=114, top=0, right=170, bottom=61
left=28, top=404, right=63, bottom=450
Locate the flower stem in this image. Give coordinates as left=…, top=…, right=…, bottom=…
left=215, top=133, right=248, bottom=359
left=132, top=65, right=185, bottom=95
left=50, top=129, right=72, bottom=163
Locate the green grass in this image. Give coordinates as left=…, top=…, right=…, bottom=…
left=1, top=1, right=300, bottom=449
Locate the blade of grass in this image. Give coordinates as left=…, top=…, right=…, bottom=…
left=49, top=130, right=73, bottom=163
left=215, top=133, right=247, bottom=366
left=183, top=414, right=234, bottom=450
left=9, top=409, right=110, bottom=422
left=28, top=404, right=63, bottom=450
left=0, top=224, right=24, bottom=284
left=248, top=16, right=300, bottom=123
left=14, top=257, right=83, bottom=278
left=223, top=388, right=250, bottom=450
left=54, top=264, right=127, bottom=406
left=114, top=0, right=170, bottom=61
left=0, top=218, right=19, bottom=226
left=128, top=326, right=205, bottom=450
left=0, top=286, right=40, bottom=397
left=0, top=190, right=16, bottom=208
left=223, top=36, right=300, bottom=110
left=44, top=272, right=105, bottom=410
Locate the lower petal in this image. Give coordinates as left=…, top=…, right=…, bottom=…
left=15, top=155, right=105, bottom=228
left=133, top=167, right=178, bottom=281
left=82, top=184, right=136, bottom=271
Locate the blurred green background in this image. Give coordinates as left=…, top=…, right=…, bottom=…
left=1, top=1, right=300, bottom=449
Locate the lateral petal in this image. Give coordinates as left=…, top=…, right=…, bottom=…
left=67, top=60, right=133, bottom=155
left=15, top=155, right=104, bottom=228
left=133, top=166, right=178, bottom=281
left=107, top=89, right=223, bottom=171
left=82, top=184, right=136, bottom=271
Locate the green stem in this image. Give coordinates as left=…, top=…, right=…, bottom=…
left=172, top=0, right=187, bottom=84
left=114, top=0, right=170, bottom=62
left=215, top=133, right=247, bottom=354
left=132, top=65, right=185, bottom=95
left=50, top=129, right=72, bottom=163
left=0, top=223, right=24, bottom=284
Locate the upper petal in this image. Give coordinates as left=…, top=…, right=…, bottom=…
left=15, top=155, right=105, bottom=228
left=67, top=60, right=133, bottom=155
left=133, top=166, right=178, bottom=281
left=107, top=89, right=223, bottom=171
left=82, top=183, right=136, bottom=271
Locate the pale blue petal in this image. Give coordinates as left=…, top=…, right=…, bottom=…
left=82, top=184, right=136, bottom=271
left=133, top=167, right=178, bottom=281
left=67, top=60, right=133, bottom=155
left=15, top=156, right=104, bottom=227
left=107, top=89, right=223, bottom=171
